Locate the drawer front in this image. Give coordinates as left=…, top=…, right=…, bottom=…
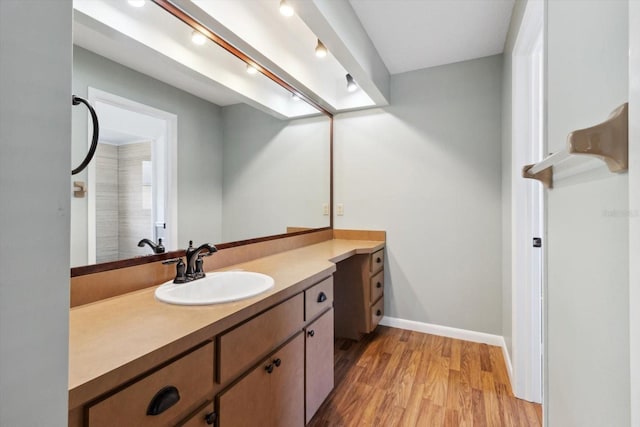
left=370, top=270, right=384, bottom=303
left=370, top=249, right=384, bottom=273
left=179, top=402, right=215, bottom=427
left=370, top=297, right=384, bottom=331
left=218, top=294, right=304, bottom=385
left=304, top=276, right=333, bottom=321
left=88, top=343, right=214, bottom=427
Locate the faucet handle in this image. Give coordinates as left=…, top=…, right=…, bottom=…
left=172, top=258, right=188, bottom=284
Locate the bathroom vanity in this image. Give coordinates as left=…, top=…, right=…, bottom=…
left=68, top=230, right=385, bottom=427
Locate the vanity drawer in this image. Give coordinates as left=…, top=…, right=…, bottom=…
left=179, top=401, right=215, bottom=427
left=218, top=294, right=303, bottom=385
left=370, top=270, right=384, bottom=303
left=87, top=342, right=214, bottom=427
left=370, top=297, right=384, bottom=330
left=370, top=249, right=384, bottom=273
left=304, top=276, right=333, bottom=321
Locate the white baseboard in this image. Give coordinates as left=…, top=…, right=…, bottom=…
left=379, top=316, right=514, bottom=386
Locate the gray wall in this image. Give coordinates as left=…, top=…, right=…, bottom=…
left=0, top=1, right=72, bottom=426
left=546, top=0, right=630, bottom=425
left=334, top=55, right=503, bottom=335
left=221, top=104, right=331, bottom=242
left=72, top=46, right=224, bottom=264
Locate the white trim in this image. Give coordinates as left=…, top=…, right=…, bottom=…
left=379, top=316, right=508, bottom=348
left=510, top=0, right=545, bottom=404
left=379, top=316, right=513, bottom=385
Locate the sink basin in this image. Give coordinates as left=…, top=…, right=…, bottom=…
left=155, top=271, right=275, bottom=305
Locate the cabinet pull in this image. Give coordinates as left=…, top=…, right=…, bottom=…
left=376, top=257, right=382, bottom=264
left=317, top=292, right=327, bottom=303
left=376, top=309, right=382, bottom=316
left=146, top=385, right=180, bottom=416
left=205, top=411, right=217, bottom=425
left=265, top=363, right=274, bottom=374
left=376, top=282, right=382, bottom=289
left=273, top=358, right=282, bottom=367
left=307, top=329, right=315, bottom=337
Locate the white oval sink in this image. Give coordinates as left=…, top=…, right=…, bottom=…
left=155, top=271, right=274, bottom=305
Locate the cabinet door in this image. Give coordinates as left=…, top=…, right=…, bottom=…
left=217, top=333, right=304, bottom=427
left=305, top=309, right=334, bottom=424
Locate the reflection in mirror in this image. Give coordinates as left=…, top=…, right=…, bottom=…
left=70, top=0, right=331, bottom=268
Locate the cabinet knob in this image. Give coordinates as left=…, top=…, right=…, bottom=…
left=273, top=358, right=282, bottom=367
left=146, top=385, right=180, bottom=416
left=265, top=363, right=274, bottom=374
left=376, top=257, right=382, bottom=263
left=376, top=282, right=382, bottom=289
left=317, top=292, right=327, bottom=303
left=205, top=412, right=217, bottom=425
left=307, top=329, right=315, bottom=337
left=376, top=309, right=382, bottom=316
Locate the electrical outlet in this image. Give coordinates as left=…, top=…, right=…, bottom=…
left=337, top=203, right=344, bottom=216
left=322, top=204, right=329, bottom=216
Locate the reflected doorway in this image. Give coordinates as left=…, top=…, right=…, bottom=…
left=87, top=88, right=177, bottom=263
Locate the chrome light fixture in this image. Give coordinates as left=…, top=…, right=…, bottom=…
left=279, top=0, right=294, bottom=17
left=246, top=64, right=258, bottom=75
left=315, top=40, right=328, bottom=58
left=191, top=31, right=207, bottom=46
left=346, top=74, right=358, bottom=92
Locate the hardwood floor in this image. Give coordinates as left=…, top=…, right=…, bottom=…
left=308, top=326, right=542, bottom=427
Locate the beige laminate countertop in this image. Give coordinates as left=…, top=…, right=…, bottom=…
left=68, top=238, right=384, bottom=409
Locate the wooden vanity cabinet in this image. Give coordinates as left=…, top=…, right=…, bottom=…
left=86, top=342, right=214, bottom=427
left=178, top=402, right=216, bottom=427
left=216, top=333, right=305, bottom=427
left=334, top=248, right=385, bottom=340
left=304, top=308, right=334, bottom=424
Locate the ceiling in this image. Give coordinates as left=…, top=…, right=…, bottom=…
left=73, top=0, right=515, bottom=115
left=349, top=0, right=516, bottom=74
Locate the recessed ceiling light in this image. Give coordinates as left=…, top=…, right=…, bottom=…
left=191, top=31, right=207, bottom=46
left=279, top=0, right=294, bottom=17
left=246, top=64, right=258, bottom=75
left=346, top=74, right=358, bottom=92
left=128, top=0, right=145, bottom=7
left=315, top=40, right=328, bottom=58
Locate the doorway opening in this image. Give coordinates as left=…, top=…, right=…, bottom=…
left=87, top=88, right=177, bottom=264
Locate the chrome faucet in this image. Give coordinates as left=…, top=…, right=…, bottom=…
left=138, top=238, right=165, bottom=254
left=185, top=240, right=218, bottom=280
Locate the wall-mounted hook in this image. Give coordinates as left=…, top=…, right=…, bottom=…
left=73, top=181, right=87, bottom=198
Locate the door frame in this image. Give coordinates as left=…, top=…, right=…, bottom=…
left=511, top=0, right=545, bottom=403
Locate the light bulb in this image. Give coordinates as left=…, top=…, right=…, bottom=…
left=346, top=74, right=358, bottom=92
left=128, top=0, right=145, bottom=7
left=246, top=64, right=258, bottom=75
left=191, top=31, right=206, bottom=46
left=279, top=0, right=294, bottom=17
left=315, top=40, right=328, bottom=58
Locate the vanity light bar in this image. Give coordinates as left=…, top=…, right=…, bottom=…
left=151, top=0, right=333, bottom=116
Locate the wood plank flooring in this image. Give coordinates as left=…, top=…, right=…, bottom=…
left=308, top=326, right=542, bottom=427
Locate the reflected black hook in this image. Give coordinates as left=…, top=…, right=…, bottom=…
left=71, top=95, right=100, bottom=175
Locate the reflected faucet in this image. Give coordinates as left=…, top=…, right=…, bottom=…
left=185, top=240, right=218, bottom=280
left=137, top=238, right=165, bottom=254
